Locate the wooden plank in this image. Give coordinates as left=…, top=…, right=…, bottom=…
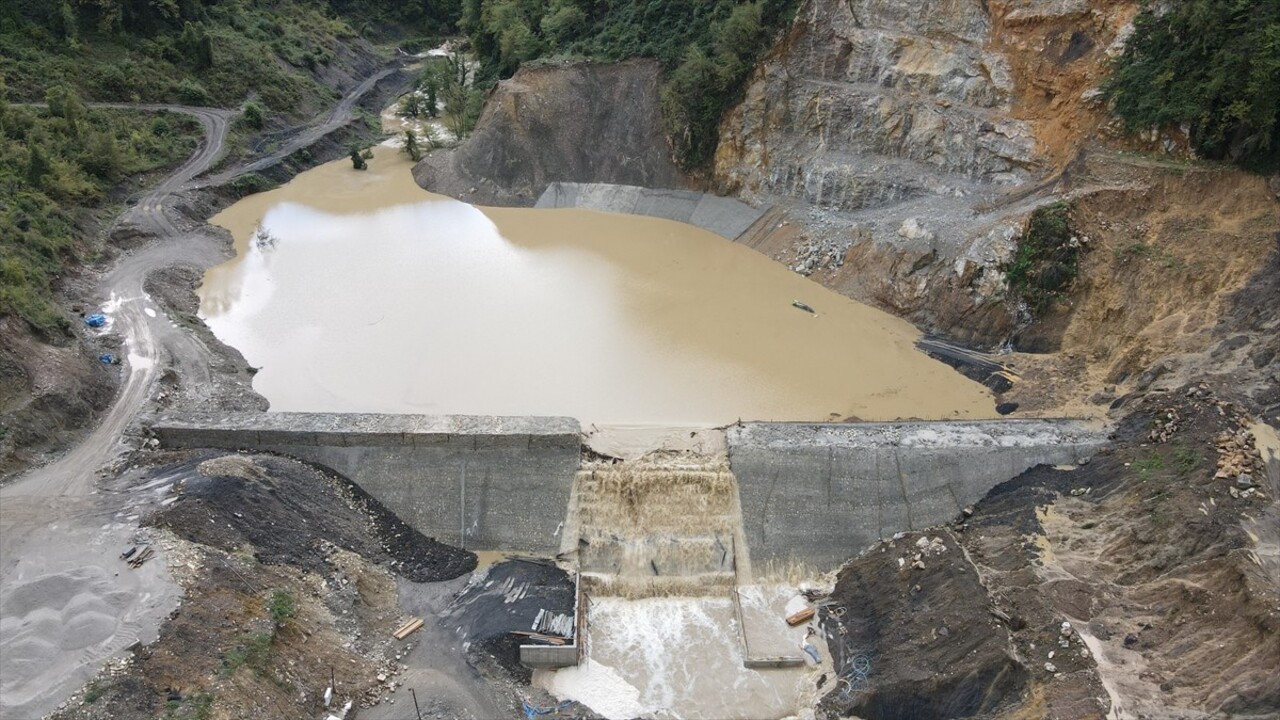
left=785, top=607, right=815, bottom=627
left=511, top=631, right=566, bottom=645
left=393, top=618, right=424, bottom=640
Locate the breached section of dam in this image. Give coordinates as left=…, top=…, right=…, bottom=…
left=149, top=413, right=1106, bottom=568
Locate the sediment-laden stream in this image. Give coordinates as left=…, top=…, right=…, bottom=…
left=200, top=145, right=994, bottom=424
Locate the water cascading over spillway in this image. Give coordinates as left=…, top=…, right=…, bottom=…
left=541, top=460, right=817, bottom=719
left=567, top=460, right=750, bottom=598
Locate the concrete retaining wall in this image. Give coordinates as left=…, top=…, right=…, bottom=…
left=535, top=182, right=766, bottom=240
left=728, top=420, right=1107, bottom=568
left=520, top=573, right=583, bottom=669
left=150, top=412, right=581, bottom=554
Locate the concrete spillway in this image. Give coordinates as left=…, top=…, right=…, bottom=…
left=149, top=413, right=1106, bottom=569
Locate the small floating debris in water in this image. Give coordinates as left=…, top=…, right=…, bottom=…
left=84, top=313, right=107, bottom=327
left=791, top=301, right=816, bottom=315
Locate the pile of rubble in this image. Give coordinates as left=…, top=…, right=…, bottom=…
left=1147, top=407, right=1181, bottom=443
left=786, top=235, right=852, bottom=276
left=1041, top=621, right=1091, bottom=675
left=1215, top=423, right=1267, bottom=500
left=894, top=534, right=950, bottom=571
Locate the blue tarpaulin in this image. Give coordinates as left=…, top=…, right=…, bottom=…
left=84, top=314, right=107, bottom=328
left=522, top=700, right=573, bottom=718
left=99, top=354, right=115, bottom=364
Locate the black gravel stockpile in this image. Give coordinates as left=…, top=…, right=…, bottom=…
left=146, top=453, right=476, bottom=582
left=446, top=558, right=575, bottom=681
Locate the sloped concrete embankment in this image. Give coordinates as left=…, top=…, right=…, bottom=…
left=535, top=182, right=766, bottom=240
left=149, top=412, right=581, bottom=554
left=728, top=420, right=1107, bottom=568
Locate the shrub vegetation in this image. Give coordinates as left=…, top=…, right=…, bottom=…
left=1104, top=0, right=1280, bottom=172
left=0, top=84, right=199, bottom=333
left=1003, top=202, right=1083, bottom=315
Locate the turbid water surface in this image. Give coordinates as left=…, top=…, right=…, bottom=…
left=201, top=146, right=993, bottom=424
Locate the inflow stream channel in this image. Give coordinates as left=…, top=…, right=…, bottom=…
left=195, top=140, right=1010, bottom=718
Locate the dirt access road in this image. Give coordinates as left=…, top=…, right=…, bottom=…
left=0, top=66, right=400, bottom=719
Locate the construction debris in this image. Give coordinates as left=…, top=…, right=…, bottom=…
left=392, top=618, right=424, bottom=640
left=510, top=630, right=567, bottom=645
left=786, top=608, right=816, bottom=627
left=127, top=546, right=154, bottom=568
left=531, top=608, right=574, bottom=638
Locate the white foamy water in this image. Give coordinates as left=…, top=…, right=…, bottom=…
left=536, top=596, right=813, bottom=720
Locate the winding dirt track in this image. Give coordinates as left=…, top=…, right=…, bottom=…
left=0, top=68, right=399, bottom=718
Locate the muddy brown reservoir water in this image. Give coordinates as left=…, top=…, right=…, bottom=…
left=201, top=146, right=994, bottom=424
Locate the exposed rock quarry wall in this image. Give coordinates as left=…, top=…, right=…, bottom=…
left=728, top=420, right=1107, bottom=568
left=150, top=412, right=581, bottom=553
left=714, top=0, right=1140, bottom=348
left=412, top=60, right=685, bottom=206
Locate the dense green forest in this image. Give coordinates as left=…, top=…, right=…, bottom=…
left=0, top=0, right=458, bottom=333
left=0, top=0, right=455, bottom=110
left=458, top=0, right=798, bottom=168
left=1105, top=0, right=1280, bottom=172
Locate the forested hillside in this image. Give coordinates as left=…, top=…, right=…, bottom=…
left=0, top=0, right=460, bottom=334
left=1104, top=0, right=1280, bottom=172
left=459, top=0, right=799, bottom=168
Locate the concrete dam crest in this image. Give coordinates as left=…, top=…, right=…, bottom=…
left=149, top=412, right=1106, bottom=570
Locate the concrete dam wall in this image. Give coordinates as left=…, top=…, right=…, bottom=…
left=150, top=413, right=1107, bottom=570
left=727, top=420, right=1108, bottom=567
left=149, top=412, right=581, bottom=554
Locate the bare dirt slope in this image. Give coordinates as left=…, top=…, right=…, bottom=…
left=45, top=452, right=478, bottom=720
left=816, top=386, right=1279, bottom=719
left=412, top=59, right=685, bottom=206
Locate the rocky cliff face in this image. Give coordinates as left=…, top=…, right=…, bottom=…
left=715, top=0, right=1138, bottom=347
left=716, top=0, right=1280, bottom=419
left=413, top=59, right=685, bottom=206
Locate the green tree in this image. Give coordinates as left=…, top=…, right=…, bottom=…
left=348, top=145, right=367, bottom=170
left=404, top=129, right=422, bottom=161
left=541, top=1, right=587, bottom=48
left=1104, top=0, right=1280, bottom=171
left=441, top=52, right=482, bottom=138
left=53, top=1, right=78, bottom=45
left=0, top=74, right=8, bottom=129
left=26, top=145, right=51, bottom=189
left=44, top=84, right=85, bottom=128
left=178, top=22, right=214, bottom=70
left=241, top=100, right=265, bottom=130
left=425, top=78, right=439, bottom=117
left=80, top=131, right=124, bottom=181
left=661, top=45, right=726, bottom=167
left=398, top=92, right=423, bottom=118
